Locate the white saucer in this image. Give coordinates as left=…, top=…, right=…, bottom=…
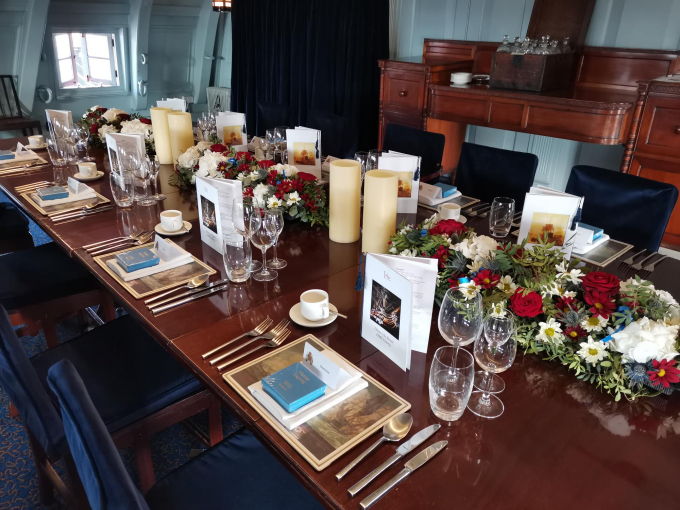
left=74, top=171, right=104, bottom=182
left=26, top=143, right=47, bottom=150
left=155, top=221, right=192, bottom=236
left=289, top=302, right=338, bottom=328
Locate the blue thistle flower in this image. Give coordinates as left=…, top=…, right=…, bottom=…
left=624, top=363, right=649, bottom=388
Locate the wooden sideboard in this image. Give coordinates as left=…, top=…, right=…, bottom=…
left=377, top=39, right=680, bottom=247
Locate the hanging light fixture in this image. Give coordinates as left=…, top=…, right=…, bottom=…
left=212, top=0, right=231, bottom=12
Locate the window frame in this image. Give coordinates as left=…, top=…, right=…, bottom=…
left=49, top=26, right=129, bottom=100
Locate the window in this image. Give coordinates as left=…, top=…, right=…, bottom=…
left=52, top=32, right=120, bottom=89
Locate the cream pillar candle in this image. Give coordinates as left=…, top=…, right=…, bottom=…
left=329, top=159, right=362, bottom=243
left=167, top=111, right=194, bottom=163
left=150, top=107, right=173, bottom=164
left=362, top=170, right=398, bottom=254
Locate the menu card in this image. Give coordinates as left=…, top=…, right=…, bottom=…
left=286, top=127, right=321, bottom=178
left=195, top=175, right=243, bottom=255
left=377, top=151, right=421, bottom=213
left=216, top=112, right=247, bottom=151
left=104, top=133, right=145, bottom=171
left=45, top=109, right=73, bottom=137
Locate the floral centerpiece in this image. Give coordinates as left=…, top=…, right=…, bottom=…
left=77, top=105, right=155, bottom=155
left=388, top=214, right=680, bottom=401
left=170, top=143, right=329, bottom=226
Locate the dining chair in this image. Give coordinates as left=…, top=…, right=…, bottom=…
left=0, top=201, right=33, bottom=254
left=306, top=109, right=358, bottom=159
left=256, top=100, right=291, bottom=135
left=382, top=124, right=445, bottom=184
left=0, top=306, right=224, bottom=503
left=565, top=165, right=679, bottom=252
left=0, top=242, right=116, bottom=348
left=0, top=75, right=42, bottom=136
left=47, top=359, right=323, bottom=510
left=453, top=142, right=539, bottom=210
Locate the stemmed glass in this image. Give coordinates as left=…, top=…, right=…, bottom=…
left=266, top=207, right=287, bottom=269
left=119, top=145, right=155, bottom=206
left=232, top=197, right=263, bottom=272
left=250, top=209, right=279, bottom=282
left=110, top=170, right=135, bottom=208
left=46, top=135, right=68, bottom=186
left=468, top=314, right=517, bottom=419
left=265, top=130, right=276, bottom=158
left=146, top=155, right=166, bottom=201
left=74, top=125, right=94, bottom=162
left=367, top=149, right=382, bottom=171
left=274, top=126, right=288, bottom=151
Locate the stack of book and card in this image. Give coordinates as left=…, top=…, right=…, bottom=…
left=0, top=143, right=45, bottom=171
left=33, top=177, right=98, bottom=208
left=248, top=342, right=368, bottom=430
left=106, top=236, right=194, bottom=282
left=418, top=182, right=480, bottom=211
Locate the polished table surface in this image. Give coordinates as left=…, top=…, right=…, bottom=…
left=2, top=137, right=680, bottom=509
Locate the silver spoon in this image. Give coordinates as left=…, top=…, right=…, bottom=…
left=144, top=275, right=210, bottom=305
left=336, top=413, right=413, bottom=480
left=48, top=200, right=100, bottom=218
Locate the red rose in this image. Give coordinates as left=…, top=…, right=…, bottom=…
left=97, top=107, right=108, bottom=113
left=297, top=172, right=317, bottom=182
left=430, top=245, right=449, bottom=269
left=87, top=112, right=96, bottom=118
left=211, top=143, right=227, bottom=154
left=581, top=271, right=620, bottom=296
left=118, top=113, right=130, bottom=121
left=236, top=151, right=252, bottom=162
left=139, top=117, right=152, bottom=125
left=472, top=269, right=500, bottom=289
left=584, top=290, right=616, bottom=318
left=509, top=288, right=543, bottom=317
left=428, top=219, right=468, bottom=237
left=237, top=163, right=249, bottom=172
left=260, top=160, right=275, bottom=169
left=89, top=123, right=98, bottom=134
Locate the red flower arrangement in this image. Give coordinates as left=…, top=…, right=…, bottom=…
left=428, top=219, right=468, bottom=237
left=582, top=271, right=620, bottom=296
left=563, top=325, right=587, bottom=341
left=510, top=288, right=544, bottom=318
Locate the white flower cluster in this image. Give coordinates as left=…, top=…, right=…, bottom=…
left=97, top=124, right=118, bottom=138
left=196, top=150, right=229, bottom=180
left=120, top=119, right=153, bottom=139
left=452, top=235, right=497, bottom=261
left=273, top=163, right=298, bottom=177
left=610, top=317, right=679, bottom=363
left=102, top=108, right=127, bottom=123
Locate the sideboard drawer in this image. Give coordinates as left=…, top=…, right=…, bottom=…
left=637, top=97, right=680, bottom=159
left=384, top=70, right=426, bottom=116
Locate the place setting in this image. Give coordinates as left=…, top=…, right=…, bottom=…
left=21, top=176, right=112, bottom=218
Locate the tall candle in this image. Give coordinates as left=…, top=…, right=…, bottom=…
left=150, top=107, right=173, bottom=164
left=329, top=159, right=361, bottom=243
left=362, top=170, right=398, bottom=254
left=167, top=111, right=194, bottom=163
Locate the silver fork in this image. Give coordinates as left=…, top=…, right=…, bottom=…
left=209, top=319, right=290, bottom=366
left=202, top=318, right=273, bottom=359
left=632, top=252, right=658, bottom=270
left=217, top=330, right=291, bottom=371
left=644, top=254, right=668, bottom=272
left=15, top=181, right=56, bottom=193
left=89, top=233, right=154, bottom=256
left=82, top=230, right=149, bottom=251
left=623, top=249, right=646, bottom=266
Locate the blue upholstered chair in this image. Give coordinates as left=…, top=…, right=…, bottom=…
left=565, top=165, right=679, bottom=252
left=383, top=124, right=445, bottom=184
left=454, top=142, right=539, bottom=210
left=47, top=359, right=323, bottom=510
left=306, top=110, right=358, bottom=159
left=256, top=100, right=291, bottom=135
left=0, top=201, right=33, bottom=253
left=0, top=306, right=222, bottom=504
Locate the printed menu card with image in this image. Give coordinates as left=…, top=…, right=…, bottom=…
left=196, top=176, right=243, bottom=255
left=378, top=151, right=421, bottom=213
left=286, top=127, right=321, bottom=178
left=216, top=112, right=247, bottom=151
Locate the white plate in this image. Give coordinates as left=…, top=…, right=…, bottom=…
left=154, top=221, right=193, bottom=236
left=289, top=302, right=338, bottom=328
left=26, top=143, right=47, bottom=149
left=74, top=171, right=104, bottom=182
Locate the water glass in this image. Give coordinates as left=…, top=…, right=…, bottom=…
left=110, top=171, right=135, bottom=208
left=46, top=136, right=68, bottom=168
left=120, top=145, right=155, bottom=206
left=367, top=149, right=382, bottom=171
left=489, top=197, right=515, bottom=238
left=429, top=346, right=475, bottom=422
left=354, top=151, right=368, bottom=181
left=274, top=126, right=288, bottom=151
left=223, top=237, right=252, bottom=283
left=267, top=208, right=287, bottom=269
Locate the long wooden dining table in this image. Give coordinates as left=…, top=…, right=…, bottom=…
left=2, top=136, right=680, bottom=510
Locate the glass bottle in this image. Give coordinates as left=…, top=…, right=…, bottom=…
left=497, top=35, right=512, bottom=53
left=549, top=40, right=560, bottom=54
left=561, top=36, right=571, bottom=53
left=511, top=37, right=521, bottom=53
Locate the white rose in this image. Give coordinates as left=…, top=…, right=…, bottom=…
left=252, top=183, right=269, bottom=208
left=452, top=238, right=477, bottom=259
left=197, top=151, right=228, bottom=178
left=177, top=150, right=198, bottom=169
left=120, top=119, right=153, bottom=138
left=98, top=124, right=118, bottom=138
left=102, top=108, right=127, bottom=122
left=195, top=141, right=213, bottom=152
left=472, top=235, right=497, bottom=260
left=275, top=164, right=298, bottom=177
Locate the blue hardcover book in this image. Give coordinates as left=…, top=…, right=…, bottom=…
left=36, top=186, right=69, bottom=201
left=0, top=150, right=14, bottom=161
left=434, top=183, right=457, bottom=197
left=114, top=247, right=160, bottom=273
left=262, top=362, right=327, bottom=413
left=579, top=223, right=603, bottom=241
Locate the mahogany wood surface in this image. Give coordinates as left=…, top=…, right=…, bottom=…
left=3, top=138, right=680, bottom=509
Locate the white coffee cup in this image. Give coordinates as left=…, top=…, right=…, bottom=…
left=300, top=289, right=330, bottom=322
left=438, top=202, right=461, bottom=220
left=77, top=162, right=97, bottom=177
left=451, top=72, right=472, bottom=84
left=160, top=210, right=183, bottom=232
left=28, top=135, right=44, bottom=147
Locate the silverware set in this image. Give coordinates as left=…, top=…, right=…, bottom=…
left=620, top=249, right=668, bottom=275
left=201, top=318, right=292, bottom=371
left=14, top=180, right=58, bottom=194
left=0, top=160, right=50, bottom=176
left=80, top=230, right=154, bottom=256
left=466, top=202, right=492, bottom=217
left=88, top=231, right=154, bottom=256
left=151, top=281, right=230, bottom=315
left=146, top=277, right=226, bottom=312
left=51, top=203, right=114, bottom=224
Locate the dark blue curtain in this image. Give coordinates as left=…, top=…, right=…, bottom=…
left=231, top=0, right=389, bottom=151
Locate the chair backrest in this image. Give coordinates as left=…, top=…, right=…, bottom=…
left=566, top=165, right=679, bottom=252
left=383, top=124, right=445, bottom=184
left=47, top=360, right=149, bottom=510
left=0, top=76, right=22, bottom=119
left=256, top=100, right=291, bottom=136
left=454, top=142, right=538, bottom=210
left=0, top=306, right=66, bottom=460
left=306, top=110, right=357, bottom=159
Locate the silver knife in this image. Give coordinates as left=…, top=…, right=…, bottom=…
left=468, top=205, right=492, bottom=217
left=47, top=199, right=99, bottom=217
left=52, top=206, right=113, bottom=222
left=151, top=284, right=228, bottom=315
left=359, top=441, right=448, bottom=510
left=348, top=424, right=440, bottom=497
left=148, top=279, right=229, bottom=309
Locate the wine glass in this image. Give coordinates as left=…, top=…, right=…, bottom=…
left=232, top=197, right=263, bottom=272
left=146, top=155, right=166, bottom=201
left=110, top=170, right=135, bottom=208
left=274, top=126, right=288, bottom=151
left=250, top=209, right=278, bottom=282
left=266, top=207, right=287, bottom=269
left=75, top=125, right=94, bottom=162
left=119, top=145, right=155, bottom=206
left=468, top=314, right=517, bottom=419
left=438, top=287, right=483, bottom=348
left=266, top=130, right=276, bottom=158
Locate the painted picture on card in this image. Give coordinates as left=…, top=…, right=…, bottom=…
left=223, top=126, right=243, bottom=146
left=200, top=195, right=218, bottom=234
left=528, top=212, right=570, bottom=246
left=293, top=142, right=316, bottom=166
left=397, top=171, right=413, bottom=197
left=370, top=280, right=401, bottom=340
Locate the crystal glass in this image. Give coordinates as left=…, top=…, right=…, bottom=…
left=266, top=129, right=276, bottom=155
left=429, top=346, right=475, bottom=422
left=511, top=36, right=521, bottom=52
left=274, top=150, right=288, bottom=165
left=75, top=125, right=94, bottom=162
left=146, top=155, right=166, bottom=201
left=354, top=151, right=368, bottom=181
left=223, top=237, right=252, bottom=282
left=232, top=197, right=263, bottom=272
left=468, top=314, right=517, bottom=419
left=46, top=135, right=68, bottom=168
left=367, top=149, right=382, bottom=171
left=274, top=126, right=288, bottom=151
left=266, top=207, right=287, bottom=269
left=438, top=287, right=483, bottom=348
left=110, top=170, right=135, bottom=208
left=488, top=197, right=515, bottom=238
left=119, top=145, right=155, bottom=206
left=497, top=35, right=511, bottom=53
left=250, top=209, right=278, bottom=282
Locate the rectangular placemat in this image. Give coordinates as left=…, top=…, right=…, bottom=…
left=224, top=335, right=410, bottom=471
left=21, top=190, right=110, bottom=216
left=93, top=242, right=216, bottom=299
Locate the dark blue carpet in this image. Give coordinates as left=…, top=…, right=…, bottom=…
left=0, top=191, right=243, bottom=509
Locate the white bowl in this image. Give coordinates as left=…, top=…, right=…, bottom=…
left=451, top=72, right=472, bottom=83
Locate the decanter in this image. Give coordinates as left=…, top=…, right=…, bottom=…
left=511, top=37, right=521, bottom=53
left=497, top=35, right=512, bottom=53
left=549, top=40, right=561, bottom=54
left=561, top=36, right=572, bottom=53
